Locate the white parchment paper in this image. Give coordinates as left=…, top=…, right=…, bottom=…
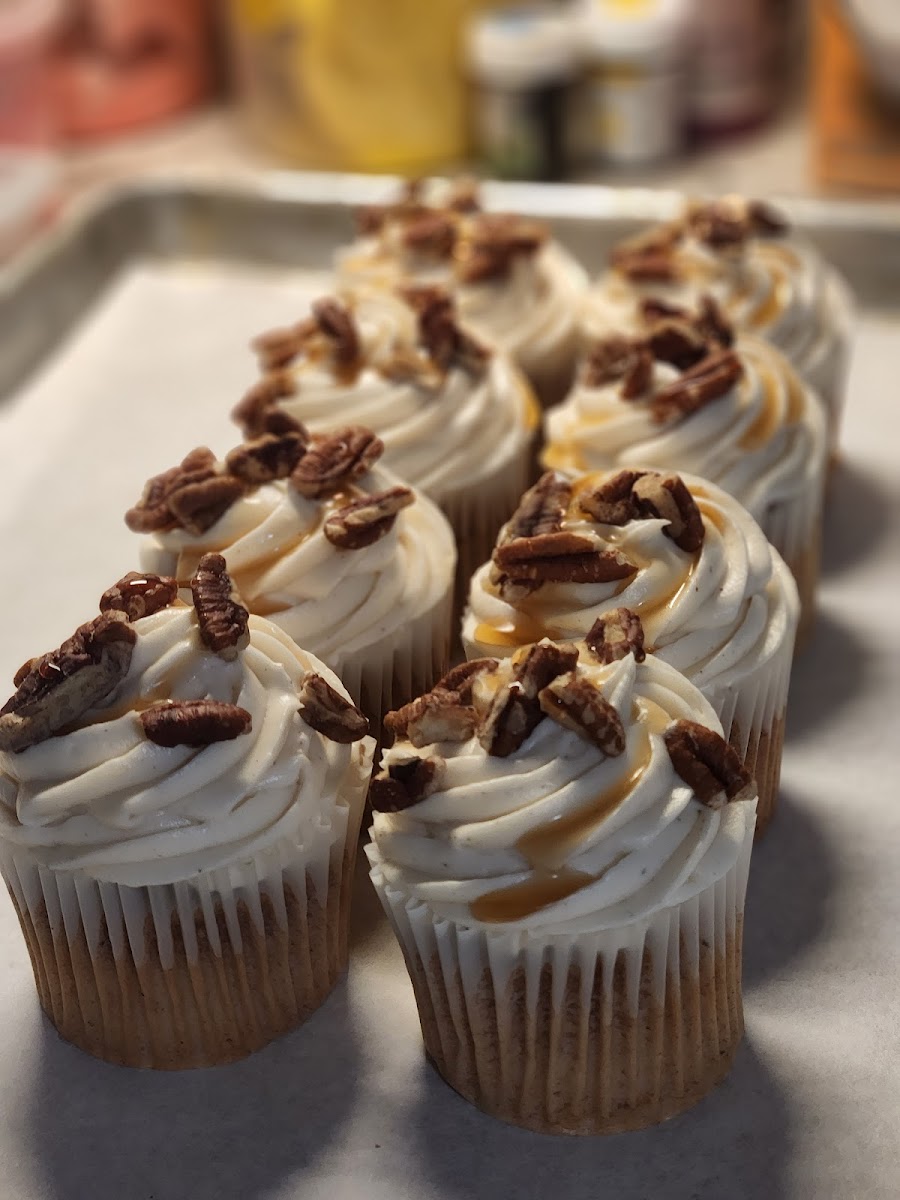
left=0, top=261, right=897, bottom=1200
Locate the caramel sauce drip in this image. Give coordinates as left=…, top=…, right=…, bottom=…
left=738, top=358, right=803, bottom=451
left=470, top=699, right=669, bottom=923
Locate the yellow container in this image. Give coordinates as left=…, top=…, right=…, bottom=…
left=227, top=0, right=482, bottom=171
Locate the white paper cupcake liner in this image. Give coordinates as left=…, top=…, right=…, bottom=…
left=0, top=746, right=372, bottom=1069
left=367, top=807, right=755, bottom=1134
left=330, top=583, right=454, bottom=736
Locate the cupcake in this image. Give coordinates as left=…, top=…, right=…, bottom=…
left=125, top=422, right=455, bottom=731
left=581, top=196, right=853, bottom=456
left=463, top=469, right=798, bottom=836
left=367, top=636, right=756, bottom=1134
left=543, top=305, right=827, bottom=635
left=239, top=287, right=536, bottom=588
left=0, top=564, right=374, bottom=1068
left=335, top=178, right=588, bottom=406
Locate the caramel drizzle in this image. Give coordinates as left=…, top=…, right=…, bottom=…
left=470, top=699, right=668, bottom=923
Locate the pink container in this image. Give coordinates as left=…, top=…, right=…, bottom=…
left=0, top=0, right=60, bottom=144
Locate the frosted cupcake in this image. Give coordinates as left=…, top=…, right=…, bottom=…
left=367, top=637, right=756, bottom=1134
left=0, top=565, right=374, bottom=1068
left=239, top=288, right=536, bottom=587
left=335, top=178, right=588, bottom=406
left=126, top=423, right=455, bottom=729
left=463, top=469, right=797, bottom=835
left=544, top=306, right=827, bottom=634
left=581, top=197, right=853, bottom=455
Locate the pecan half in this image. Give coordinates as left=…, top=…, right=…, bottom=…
left=324, top=486, right=415, bottom=550
left=401, top=212, right=458, bottom=259
left=99, top=572, right=179, bottom=621
left=646, top=319, right=708, bottom=370
left=433, top=658, right=498, bottom=704
left=225, top=430, right=308, bottom=485
left=125, top=446, right=219, bottom=534
left=369, top=755, right=440, bottom=812
left=167, top=475, right=246, bottom=537
left=585, top=608, right=646, bottom=665
left=500, top=472, right=571, bottom=544
left=290, top=427, right=383, bottom=499
left=0, top=612, right=136, bottom=753
left=417, top=290, right=490, bottom=375
left=252, top=319, right=316, bottom=371
left=311, top=298, right=361, bottom=373
left=384, top=690, right=476, bottom=748
left=493, top=532, right=636, bottom=585
left=578, top=469, right=645, bottom=526
left=190, top=553, right=249, bottom=661
left=231, top=373, right=299, bottom=437
left=477, top=681, right=544, bottom=758
left=582, top=335, right=642, bottom=389
left=650, top=348, right=744, bottom=424
left=140, top=700, right=251, bottom=748
left=455, top=214, right=546, bottom=284
left=511, top=641, right=579, bottom=698
left=632, top=472, right=705, bottom=553
left=538, top=676, right=626, bottom=757
left=298, top=674, right=369, bottom=743
left=664, top=719, right=755, bottom=808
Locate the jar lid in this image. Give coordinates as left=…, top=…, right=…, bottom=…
left=465, top=7, right=577, bottom=87
left=576, top=0, right=691, bottom=64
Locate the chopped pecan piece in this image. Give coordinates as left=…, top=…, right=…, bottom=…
left=621, top=346, right=654, bottom=399
left=632, top=472, right=705, bottom=553
left=141, top=700, right=251, bottom=748
left=664, top=719, right=755, bottom=808
left=585, top=608, right=646, bottom=665
left=0, top=612, right=136, bottom=753
left=252, top=319, right=316, bottom=371
left=582, top=335, right=642, bottom=389
left=477, top=681, right=544, bottom=758
left=417, top=290, right=490, bottom=375
left=369, top=755, right=440, bottom=812
left=225, top=430, right=308, bottom=485
left=455, top=214, right=546, bottom=285
left=695, top=295, right=734, bottom=348
left=125, top=446, right=218, bottom=534
left=646, top=319, right=708, bottom=370
left=324, top=485, right=414, bottom=550
left=290, top=427, right=383, bottom=499
left=578, top=469, right=645, bottom=526
left=650, top=348, right=744, bottom=424
left=401, top=212, right=458, bottom=259
left=298, top=674, right=369, bottom=743
left=433, top=658, right=499, bottom=704
left=494, top=532, right=636, bottom=585
left=501, top=472, right=572, bottom=544
left=231, top=373, right=299, bottom=437
left=167, top=475, right=246, bottom=537
left=538, top=676, right=626, bottom=757
left=190, top=554, right=249, bottom=661
left=384, top=690, right=476, bottom=748
left=512, top=641, right=579, bottom=697
left=311, top=298, right=361, bottom=373
left=99, top=572, right=179, bottom=621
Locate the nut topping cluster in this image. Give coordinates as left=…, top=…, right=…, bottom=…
left=578, top=469, right=705, bottom=554
left=610, top=196, right=788, bottom=282
left=581, top=294, right=742, bottom=422
left=489, top=473, right=638, bottom=602
left=252, top=298, right=361, bottom=378
left=127, top=425, right=410, bottom=550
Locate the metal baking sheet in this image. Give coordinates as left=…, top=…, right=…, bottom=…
left=0, top=177, right=898, bottom=1200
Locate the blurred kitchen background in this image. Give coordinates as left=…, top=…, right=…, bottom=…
left=2, top=0, right=900, bottom=258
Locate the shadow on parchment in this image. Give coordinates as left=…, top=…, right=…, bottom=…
left=22, top=953, right=362, bottom=1200
left=820, top=456, right=893, bottom=577
left=785, top=606, right=873, bottom=744
left=408, top=1038, right=790, bottom=1200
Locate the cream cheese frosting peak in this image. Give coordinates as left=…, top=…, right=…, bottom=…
left=369, top=642, right=755, bottom=933
left=0, top=567, right=372, bottom=886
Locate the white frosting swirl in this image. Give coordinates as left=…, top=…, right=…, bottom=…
left=463, top=470, right=798, bottom=695
left=267, top=292, right=537, bottom=502
left=0, top=608, right=374, bottom=887
left=582, top=233, right=851, bottom=398
left=371, top=653, right=755, bottom=933
left=337, top=234, right=587, bottom=382
left=139, top=464, right=455, bottom=674
left=543, top=336, right=827, bottom=531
